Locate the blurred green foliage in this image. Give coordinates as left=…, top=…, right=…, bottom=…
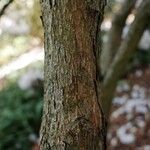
left=0, top=81, right=43, bottom=149
left=135, top=50, right=150, bottom=65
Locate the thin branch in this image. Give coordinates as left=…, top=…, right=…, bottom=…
left=100, top=0, right=137, bottom=75
left=101, top=0, right=150, bottom=117
left=0, top=0, right=14, bottom=18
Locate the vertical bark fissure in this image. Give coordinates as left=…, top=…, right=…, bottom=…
left=92, top=3, right=107, bottom=149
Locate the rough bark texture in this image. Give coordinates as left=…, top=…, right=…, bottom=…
left=40, top=0, right=106, bottom=149
left=101, top=0, right=150, bottom=116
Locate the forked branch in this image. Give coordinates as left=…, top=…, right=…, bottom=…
left=100, top=0, right=137, bottom=75
left=101, top=0, right=150, bottom=116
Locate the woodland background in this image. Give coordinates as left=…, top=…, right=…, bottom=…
left=0, top=0, right=149, bottom=149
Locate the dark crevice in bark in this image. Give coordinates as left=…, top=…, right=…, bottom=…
left=94, top=79, right=107, bottom=150
left=49, top=0, right=52, bottom=8
left=91, top=3, right=108, bottom=149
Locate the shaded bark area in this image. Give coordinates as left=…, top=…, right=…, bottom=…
left=101, top=0, right=150, bottom=116
left=40, top=0, right=106, bottom=149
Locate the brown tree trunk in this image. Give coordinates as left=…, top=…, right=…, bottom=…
left=40, top=0, right=106, bottom=149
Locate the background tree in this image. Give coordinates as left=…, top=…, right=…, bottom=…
left=100, top=0, right=150, bottom=116
left=0, top=0, right=14, bottom=17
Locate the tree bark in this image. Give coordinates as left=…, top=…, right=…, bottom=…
left=40, top=0, right=106, bottom=149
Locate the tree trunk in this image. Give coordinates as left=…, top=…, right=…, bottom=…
left=40, top=0, right=106, bottom=149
